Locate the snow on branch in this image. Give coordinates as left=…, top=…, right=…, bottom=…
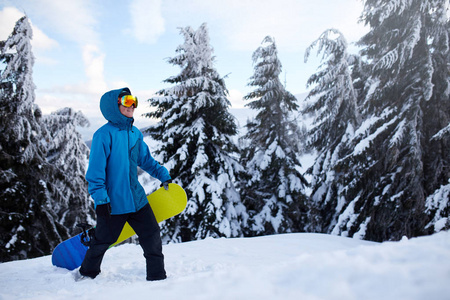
left=431, top=123, right=450, bottom=141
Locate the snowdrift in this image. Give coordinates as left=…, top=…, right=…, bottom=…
left=0, top=232, right=449, bottom=300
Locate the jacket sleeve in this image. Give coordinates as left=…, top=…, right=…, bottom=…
left=85, top=131, right=111, bottom=208
left=138, top=135, right=171, bottom=183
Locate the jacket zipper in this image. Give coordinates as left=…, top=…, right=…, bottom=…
left=127, top=121, right=137, bottom=213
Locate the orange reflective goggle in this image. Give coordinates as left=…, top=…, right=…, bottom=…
left=118, top=95, right=138, bottom=108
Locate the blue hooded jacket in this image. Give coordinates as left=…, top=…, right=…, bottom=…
left=86, top=87, right=171, bottom=215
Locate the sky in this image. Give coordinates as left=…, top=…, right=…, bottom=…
left=0, top=0, right=368, bottom=139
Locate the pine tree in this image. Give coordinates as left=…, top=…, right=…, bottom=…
left=144, top=23, right=246, bottom=242
left=302, top=29, right=362, bottom=233
left=328, top=0, right=449, bottom=241
left=0, top=16, right=93, bottom=261
left=0, top=17, right=41, bottom=163
left=41, top=107, right=94, bottom=233
left=240, top=36, right=309, bottom=236
left=423, top=0, right=450, bottom=233
left=43, top=108, right=90, bottom=175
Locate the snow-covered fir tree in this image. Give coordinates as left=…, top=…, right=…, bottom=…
left=303, top=29, right=361, bottom=148
left=325, top=0, right=450, bottom=241
left=144, top=23, right=246, bottom=242
left=43, top=107, right=90, bottom=175
left=0, top=17, right=41, bottom=164
left=240, top=36, right=309, bottom=236
left=302, top=29, right=362, bottom=233
left=422, top=0, right=450, bottom=233
left=0, top=16, right=93, bottom=262
left=41, top=107, right=94, bottom=234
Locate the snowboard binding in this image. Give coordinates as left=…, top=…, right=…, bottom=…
left=77, top=223, right=94, bottom=247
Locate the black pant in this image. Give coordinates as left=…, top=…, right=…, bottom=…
left=79, top=203, right=166, bottom=280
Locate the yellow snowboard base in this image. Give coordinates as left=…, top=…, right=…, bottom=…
left=110, top=183, right=187, bottom=247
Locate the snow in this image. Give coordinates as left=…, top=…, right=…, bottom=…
left=432, top=123, right=450, bottom=141
left=1, top=232, right=449, bottom=300
left=425, top=181, right=450, bottom=232
left=434, top=218, right=449, bottom=232
left=351, top=108, right=397, bottom=156
left=331, top=196, right=359, bottom=237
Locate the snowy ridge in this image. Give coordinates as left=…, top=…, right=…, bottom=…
left=1, top=232, right=449, bottom=300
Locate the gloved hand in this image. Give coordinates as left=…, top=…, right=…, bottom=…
left=161, top=180, right=172, bottom=190
left=96, top=203, right=111, bottom=218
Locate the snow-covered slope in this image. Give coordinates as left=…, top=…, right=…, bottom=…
left=1, top=232, right=449, bottom=300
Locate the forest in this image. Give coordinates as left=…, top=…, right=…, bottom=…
left=1, top=0, right=449, bottom=262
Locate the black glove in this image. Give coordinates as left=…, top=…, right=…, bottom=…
left=161, top=179, right=172, bottom=190
left=96, top=203, right=111, bottom=218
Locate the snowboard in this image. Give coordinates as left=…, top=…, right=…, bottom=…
left=52, top=183, right=187, bottom=270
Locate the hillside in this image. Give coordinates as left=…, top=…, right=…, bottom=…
left=0, top=232, right=449, bottom=300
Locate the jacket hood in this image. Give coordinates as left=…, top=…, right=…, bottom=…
left=100, top=87, right=133, bottom=129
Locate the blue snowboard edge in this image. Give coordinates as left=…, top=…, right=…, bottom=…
left=52, top=233, right=89, bottom=270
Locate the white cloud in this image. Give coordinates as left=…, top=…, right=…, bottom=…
left=30, top=0, right=99, bottom=45
left=7, top=1, right=108, bottom=96
left=30, top=22, right=59, bottom=51
left=0, top=6, right=23, bottom=39
left=0, top=6, right=58, bottom=51
left=35, top=93, right=63, bottom=115
left=228, top=89, right=246, bottom=108
left=128, top=0, right=165, bottom=44
left=82, top=44, right=107, bottom=94
left=43, top=44, right=107, bottom=96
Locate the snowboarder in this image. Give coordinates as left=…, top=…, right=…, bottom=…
left=78, top=87, right=172, bottom=281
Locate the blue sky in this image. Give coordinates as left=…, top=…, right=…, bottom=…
left=0, top=0, right=368, bottom=139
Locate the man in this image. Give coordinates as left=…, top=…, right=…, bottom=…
left=79, top=87, right=171, bottom=281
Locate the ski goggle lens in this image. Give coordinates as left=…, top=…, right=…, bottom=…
left=118, top=95, right=138, bottom=108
